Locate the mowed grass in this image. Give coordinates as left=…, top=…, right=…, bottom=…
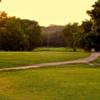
left=0, top=64, right=100, bottom=100
left=34, top=47, right=83, bottom=52
left=93, top=57, right=100, bottom=64
left=0, top=48, right=89, bottom=68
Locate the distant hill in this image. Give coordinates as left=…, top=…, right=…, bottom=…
left=41, top=25, right=65, bottom=47
left=41, top=25, right=65, bottom=34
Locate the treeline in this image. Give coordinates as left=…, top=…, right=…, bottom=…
left=41, top=25, right=65, bottom=47
left=0, top=0, right=100, bottom=52
left=0, top=12, right=42, bottom=51
left=62, top=0, right=100, bottom=52
left=41, top=0, right=100, bottom=52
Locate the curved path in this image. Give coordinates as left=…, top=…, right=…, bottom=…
left=0, top=52, right=100, bottom=71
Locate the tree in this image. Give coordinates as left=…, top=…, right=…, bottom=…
left=81, top=20, right=92, bottom=33
left=87, top=0, right=100, bottom=34
left=86, top=0, right=100, bottom=51
left=42, top=31, right=65, bottom=47
left=21, top=19, right=42, bottom=50
left=0, top=12, right=42, bottom=51
left=62, top=23, right=80, bottom=51
left=0, top=11, right=8, bottom=27
left=41, top=25, right=65, bottom=47
left=27, top=21, right=42, bottom=50
left=77, top=20, right=93, bottom=51
left=0, top=17, right=26, bottom=51
left=77, top=0, right=100, bottom=52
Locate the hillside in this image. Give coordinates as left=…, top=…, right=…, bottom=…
left=41, top=25, right=65, bottom=34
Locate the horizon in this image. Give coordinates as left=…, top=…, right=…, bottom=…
left=0, top=0, right=96, bottom=26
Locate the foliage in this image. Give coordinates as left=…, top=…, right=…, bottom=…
left=41, top=25, right=65, bottom=47
left=62, top=0, right=100, bottom=52
left=85, top=0, right=100, bottom=51
left=62, top=23, right=81, bottom=51
left=0, top=11, right=42, bottom=51
left=42, top=31, right=65, bottom=47
left=81, top=20, right=93, bottom=33
left=77, top=20, right=93, bottom=51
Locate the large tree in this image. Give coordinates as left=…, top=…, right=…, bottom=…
left=78, top=0, right=100, bottom=52
left=62, top=23, right=80, bottom=51
left=77, top=20, right=93, bottom=51
left=0, top=12, right=42, bottom=51
left=87, top=0, right=100, bottom=34
left=86, top=0, right=100, bottom=51
left=21, top=19, right=42, bottom=50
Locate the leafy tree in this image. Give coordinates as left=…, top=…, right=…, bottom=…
left=86, top=0, right=100, bottom=51
left=77, top=20, right=93, bottom=51
left=0, top=17, right=25, bottom=51
left=77, top=0, right=100, bottom=52
left=62, top=23, right=80, bottom=51
left=0, top=12, right=42, bottom=51
left=21, top=19, right=42, bottom=50
left=26, top=21, right=42, bottom=50
left=81, top=20, right=92, bottom=33
left=87, top=0, right=100, bottom=34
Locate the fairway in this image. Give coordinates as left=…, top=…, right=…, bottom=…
left=0, top=64, right=100, bottom=100
left=0, top=49, right=89, bottom=69
left=0, top=0, right=100, bottom=99
left=0, top=48, right=99, bottom=100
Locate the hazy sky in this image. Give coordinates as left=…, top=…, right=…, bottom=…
left=0, top=0, right=96, bottom=26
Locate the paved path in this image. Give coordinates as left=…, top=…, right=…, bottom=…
left=0, top=52, right=100, bottom=71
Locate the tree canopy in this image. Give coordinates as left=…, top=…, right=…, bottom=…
left=86, top=0, right=100, bottom=51
left=76, top=0, right=100, bottom=52
left=0, top=11, right=42, bottom=51
left=62, top=23, right=81, bottom=51
left=87, top=0, right=100, bottom=35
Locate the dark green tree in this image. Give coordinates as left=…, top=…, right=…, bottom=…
left=0, top=11, right=7, bottom=27
left=77, top=20, right=93, bottom=51
left=86, top=0, right=100, bottom=51
left=77, top=0, right=100, bottom=52
left=87, top=0, right=100, bottom=34
left=21, top=19, right=42, bottom=50
left=62, top=23, right=80, bottom=51
left=82, top=20, right=92, bottom=33
left=27, top=21, right=42, bottom=50
left=0, top=12, right=42, bottom=51
left=0, top=17, right=25, bottom=51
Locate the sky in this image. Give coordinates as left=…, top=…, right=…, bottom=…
left=0, top=0, right=96, bottom=26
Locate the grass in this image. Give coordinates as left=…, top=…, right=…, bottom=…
left=0, top=48, right=99, bottom=100
left=34, top=47, right=83, bottom=52
left=93, top=57, right=100, bottom=64
left=0, top=64, right=100, bottom=100
left=0, top=48, right=89, bottom=68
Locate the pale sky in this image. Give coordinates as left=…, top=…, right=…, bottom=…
left=0, top=0, right=96, bottom=26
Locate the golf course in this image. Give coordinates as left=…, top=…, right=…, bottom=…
left=1, top=0, right=100, bottom=100
left=0, top=48, right=100, bottom=100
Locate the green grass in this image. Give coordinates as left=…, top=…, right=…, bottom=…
left=0, top=64, right=100, bottom=100
left=93, top=57, right=100, bottom=64
left=34, top=47, right=83, bottom=52
left=0, top=49, right=89, bottom=68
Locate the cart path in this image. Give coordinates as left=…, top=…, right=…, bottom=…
left=0, top=52, right=100, bottom=71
